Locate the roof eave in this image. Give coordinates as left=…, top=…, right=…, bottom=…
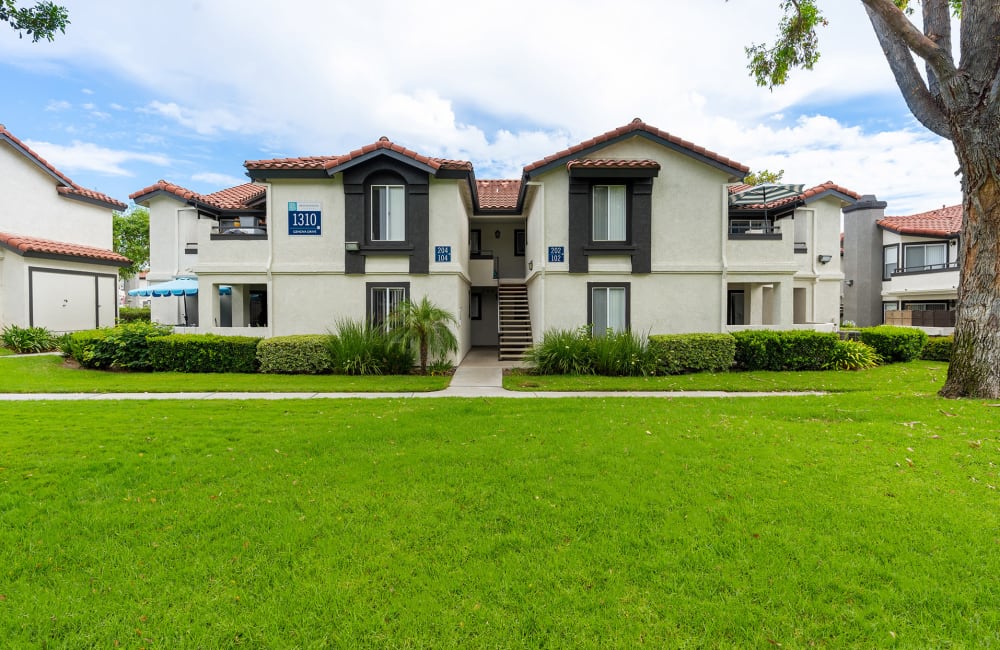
left=325, top=149, right=437, bottom=177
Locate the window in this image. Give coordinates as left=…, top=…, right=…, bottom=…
left=727, top=289, right=746, bottom=325
left=903, top=242, right=947, bottom=272
left=372, top=185, right=405, bottom=241
left=470, top=229, right=481, bottom=255
left=367, top=283, right=408, bottom=330
left=470, top=292, right=482, bottom=320
left=514, top=229, right=526, bottom=256
left=903, top=301, right=949, bottom=311
left=589, top=284, right=629, bottom=335
left=883, top=245, right=898, bottom=280
left=882, top=301, right=899, bottom=323
left=592, top=185, right=626, bottom=241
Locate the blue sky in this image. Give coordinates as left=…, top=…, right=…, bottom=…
left=0, top=0, right=962, bottom=215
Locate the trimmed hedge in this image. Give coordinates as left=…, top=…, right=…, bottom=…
left=921, top=336, right=953, bottom=362
left=859, top=325, right=928, bottom=363
left=648, top=333, right=735, bottom=374
left=732, top=329, right=840, bottom=371
left=117, top=306, right=151, bottom=323
left=147, top=334, right=261, bottom=373
left=66, top=322, right=171, bottom=370
left=257, top=335, right=332, bottom=374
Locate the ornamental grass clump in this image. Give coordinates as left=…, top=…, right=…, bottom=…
left=0, top=324, right=57, bottom=354
left=826, top=339, right=881, bottom=371
left=525, top=326, right=657, bottom=376
left=326, top=318, right=414, bottom=375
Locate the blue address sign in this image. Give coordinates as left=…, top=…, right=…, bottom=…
left=435, top=245, right=452, bottom=263
left=288, top=201, right=322, bottom=235
left=548, top=246, right=565, bottom=263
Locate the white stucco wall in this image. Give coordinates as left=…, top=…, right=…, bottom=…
left=0, top=254, right=118, bottom=331
left=0, top=141, right=113, bottom=248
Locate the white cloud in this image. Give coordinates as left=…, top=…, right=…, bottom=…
left=191, top=172, right=247, bottom=188
left=25, top=139, right=170, bottom=176
left=45, top=100, right=71, bottom=112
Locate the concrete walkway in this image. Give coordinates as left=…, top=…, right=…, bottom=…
left=0, top=347, right=824, bottom=400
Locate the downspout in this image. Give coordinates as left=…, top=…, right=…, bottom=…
left=525, top=181, right=544, bottom=336
left=721, top=184, right=731, bottom=331
left=803, top=207, right=818, bottom=322
left=262, top=182, right=274, bottom=336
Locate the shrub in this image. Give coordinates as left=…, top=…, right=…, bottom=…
left=326, top=319, right=414, bottom=375
left=649, top=333, right=735, bottom=374
left=147, top=334, right=261, bottom=373
left=257, top=335, right=332, bottom=374
left=66, top=322, right=171, bottom=370
left=921, top=336, right=953, bottom=362
left=732, top=329, right=840, bottom=371
left=117, top=306, right=151, bottom=323
left=524, top=327, right=596, bottom=375
left=827, top=339, right=881, bottom=371
left=591, top=329, right=658, bottom=377
left=859, top=325, right=928, bottom=363
left=1, top=324, right=57, bottom=353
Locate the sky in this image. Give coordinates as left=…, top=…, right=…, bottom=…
left=0, top=0, right=963, bottom=217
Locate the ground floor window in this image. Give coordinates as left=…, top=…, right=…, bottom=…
left=902, top=301, right=953, bottom=311
left=588, top=283, right=629, bottom=335
left=367, top=282, right=409, bottom=330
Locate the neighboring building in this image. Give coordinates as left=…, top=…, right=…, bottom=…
left=843, top=198, right=960, bottom=328
left=0, top=125, right=130, bottom=332
left=132, top=118, right=858, bottom=360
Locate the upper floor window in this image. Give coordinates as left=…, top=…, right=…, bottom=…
left=903, top=242, right=947, bottom=272
left=592, top=185, right=626, bottom=241
left=883, top=245, right=898, bottom=280
left=372, top=185, right=405, bottom=241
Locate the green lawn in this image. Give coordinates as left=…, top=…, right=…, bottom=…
left=3, top=373, right=1000, bottom=646
left=0, top=355, right=449, bottom=393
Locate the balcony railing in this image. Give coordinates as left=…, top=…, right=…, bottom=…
left=890, top=261, right=958, bottom=276
left=211, top=218, right=267, bottom=240
left=728, top=219, right=781, bottom=239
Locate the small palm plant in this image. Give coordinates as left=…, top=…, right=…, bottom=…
left=388, top=296, right=458, bottom=375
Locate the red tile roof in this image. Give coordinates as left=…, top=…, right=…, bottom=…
left=130, top=180, right=264, bottom=211
left=245, top=136, right=473, bottom=173
left=879, top=204, right=962, bottom=237
left=0, top=231, right=131, bottom=265
left=477, top=180, right=521, bottom=210
left=524, top=118, right=749, bottom=176
left=565, top=158, right=661, bottom=171
left=0, top=124, right=127, bottom=210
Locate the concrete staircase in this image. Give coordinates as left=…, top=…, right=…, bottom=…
left=498, top=284, right=533, bottom=361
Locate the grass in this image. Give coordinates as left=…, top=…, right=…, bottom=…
left=3, top=376, right=1000, bottom=646
left=505, top=360, right=948, bottom=394
left=0, top=355, right=449, bottom=393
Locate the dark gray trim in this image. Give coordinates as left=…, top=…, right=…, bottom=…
left=342, top=154, right=431, bottom=275
left=891, top=263, right=959, bottom=277
left=327, top=149, right=437, bottom=176
left=514, top=229, right=525, bottom=257
left=882, top=243, right=899, bottom=280
left=365, top=281, right=410, bottom=323
left=568, top=167, right=659, bottom=179
left=801, top=189, right=863, bottom=207
left=27, top=266, right=118, bottom=328
left=568, top=177, right=652, bottom=274
left=842, top=194, right=887, bottom=214
left=59, top=192, right=125, bottom=211
left=587, top=282, right=631, bottom=332
left=0, top=238, right=131, bottom=267
left=728, top=233, right=782, bottom=241
left=526, top=130, right=746, bottom=179
left=210, top=233, right=267, bottom=241
left=246, top=169, right=329, bottom=181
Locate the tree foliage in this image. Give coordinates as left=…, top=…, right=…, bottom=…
left=744, top=0, right=1000, bottom=399
left=0, top=0, right=68, bottom=41
left=744, top=169, right=785, bottom=186
left=388, top=297, right=458, bottom=375
left=113, top=206, right=150, bottom=280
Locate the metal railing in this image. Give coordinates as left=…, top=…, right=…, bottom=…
left=729, top=219, right=780, bottom=235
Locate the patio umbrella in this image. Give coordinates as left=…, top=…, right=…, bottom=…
left=128, top=277, right=232, bottom=297
left=728, top=183, right=804, bottom=208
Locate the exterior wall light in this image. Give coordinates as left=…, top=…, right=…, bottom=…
left=817, top=254, right=833, bottom=264
left=345, top=241, right=360, bottom=252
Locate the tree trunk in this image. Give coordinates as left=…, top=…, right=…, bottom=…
left=940, top=122, right=1000, bottom=398
left=419, top=339, right=428, bottom=375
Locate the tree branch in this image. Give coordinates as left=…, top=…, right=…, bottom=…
left=862, top=2, right=951, bottom=138
left=861, top=0, right=957, bottom=83
left=920, top=0, right=952, bottom=99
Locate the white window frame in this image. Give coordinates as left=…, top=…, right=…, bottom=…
left=368, top=285, right=407, bottom=331
left=592, top=185, right=627, bottom=242
left=371, top=185, right=405, bottom=242
left=590, top=285, right=628, bottom=335
left=883, top=245, right=898, bottom=280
